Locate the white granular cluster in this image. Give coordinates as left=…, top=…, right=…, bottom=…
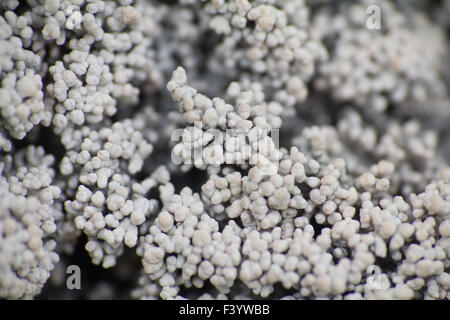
left=312, top=0, right=448, bottom=113
left=132, top=68, right=449, bottom=300
left=167, top=67, right=283, bottom=173
left=0, top=10, right=50, bottom=139
left=0, top=0, right=448, bottom=300
left=0, top=146, right=61, bottom=299
left=41, top=0, right=164, bottom=130
left=61, top=112, right=161, bottom=267
left=201, top=0, right=328, bottom=108
left=163, top=0, right=327, bottom=106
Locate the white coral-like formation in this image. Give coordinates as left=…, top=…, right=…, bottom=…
left=0, top=0, right=448, bottom=300
left=312, top=0, right=448, bottom=113
left=0, top=146, right=60, bottom=298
